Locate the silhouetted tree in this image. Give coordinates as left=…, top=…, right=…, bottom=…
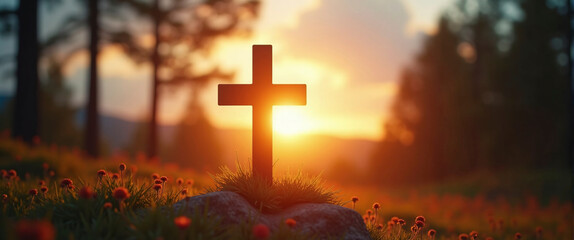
left=84, top=0, right=101, bottom=158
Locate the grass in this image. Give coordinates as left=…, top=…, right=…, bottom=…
left=0, top=135, right=571, bottom=239
left=207, top=163, right=340, bottom=213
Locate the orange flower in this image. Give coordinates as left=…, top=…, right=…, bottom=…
left=15, top=220, right=55, bottom=240
left=186, top=179, right=194, bottom=186
left=252, top=224, right=270, bottom=240
left=459, top=234, right=469, bottom=240
left=391, top=217, right=399, bottom=224
left=398, top=219, right=405, bottom=225
left=415, top=220, right=425, bottom=229
left=372, top=202, right=380, bottom=210
left=160, top=176, right=168, bottom=183
left=151, top=173, right=160, bottom=180
left=285, top=218, right=296, bottom=227
left=176, top=178, right=184, bottom=185
left=428, top=229, right=436, bottom=237
left=415, top=216, right=426, bottom=223
left=153, top=184, right=162, bottom=191
left=112, top=187, right=130, bottom=200
left=79, top=186, right=95, bottom=199
left=174, top=216, right=191, bottom=230
left=154, top=179, right=163, bottom=185
left=111, top=173, right=120, bottom=180
left=97, top=169, right=106, bottom=177
left=181, top=188, right=188, bottom=196
left=351, top=196, right=359, bottom=203
left=469, top=230, right=478, bottom=239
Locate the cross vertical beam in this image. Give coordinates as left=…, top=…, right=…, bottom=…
left=218, top=45, right=306, bottom=184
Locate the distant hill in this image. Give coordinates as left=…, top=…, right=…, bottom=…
left=73, top=112, right=377, bottom=172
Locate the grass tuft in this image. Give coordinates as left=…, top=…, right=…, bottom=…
left=207, top=163, right=340, bottom=213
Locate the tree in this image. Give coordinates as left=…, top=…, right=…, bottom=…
left=84, top=0, right=101, bottom=158
left=12, top=0, right=40, bottom=144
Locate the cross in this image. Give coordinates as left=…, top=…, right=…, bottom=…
left=218, top=45, right=307, bottom=183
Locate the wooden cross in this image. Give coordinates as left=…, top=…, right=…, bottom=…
left=218, top=45, right=307, bottom=183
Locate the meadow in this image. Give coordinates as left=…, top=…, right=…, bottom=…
left=0, top=134, right=571, bottom=240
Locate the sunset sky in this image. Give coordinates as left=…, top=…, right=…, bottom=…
left=1, top=0, right=457, bottom=141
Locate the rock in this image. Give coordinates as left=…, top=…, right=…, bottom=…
left=172, top=191, right=370, bottom=240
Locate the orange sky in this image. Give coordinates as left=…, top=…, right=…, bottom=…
left=60, top=0, right=456, bottom=141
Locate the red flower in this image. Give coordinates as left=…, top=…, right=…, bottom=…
left=60, top=178, right=73, bottom=188
left=398, top=219, right=405, bottom=225
left=415, top=220, right=425, bottom=229
left=428, top=229, right=436, bottom=237
left=459, top=234, right=469, bottom=240
left=103, top=202, right=113, bottom=209
left=38, top=180, right=45, bottom=186
left=2, top=194, right=7, bottom=203
left=8, top=169, right=17, bottom=177
left=181, top=188, right=188, bottom=196
left=285, top=218, right=296, bottom=227
left=469, top=231, right=478, bottom=239
left=119, top=163, right=126, bottom=171
left=112, top=187, right=130, bottom=200
left=40, top=186, right=48, bottom=194
left=415, top=216, right=426, bottom=223
left=153, top=184, right=162, bottom=191
left=29, top=189, right=38, bottom=196
left=176, top=178, right=184, bottom=185
left=111, top=173, right=120, bottom=180
left=151, top=173, right=160, bottom=180
left=97, top=169, right=106, bottom=177
left=372, top=202, right=380, bottom=210
left=160, top=176, right=168, bottom=183
left=174, top=216, right=191, bottom=230
left=351, top=196, right=359, bottom=203
left=252, top=224, right=270, bottom=240
left=391, top=217, right=399, bottom=224
left=79, top=186, right=95, bottom=199
left=154, top=179, right=163, bottom=185
left=15, top=220, right=55, bottom=240
left=514, top=232, right=522, bottom=239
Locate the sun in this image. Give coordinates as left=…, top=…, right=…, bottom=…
left=272, top=107, right=310, bottom=136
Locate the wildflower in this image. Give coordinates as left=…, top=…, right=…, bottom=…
left=415, top=215, right=426, bottom=223
left=186, top=179, right=194, bottom=186
left=469, top=230, right=478, bottom=239
left=153, top=184, right=162, bottom=191
left=428, top=229, right=437, bottom=238
left=112, top=187, right=130, bottom=201
left=372, top=202, right=380, bottom=210
left=351, top=196, right=359, bottom=209
left=174, top=216, right=191, bottom=230
left=514, top=232, right=522, bottom=239
left=152, top=173, right=160, bottom=180
left=459, top=234, right=469, bottom=240
left=29, top=189, right=38, bottom=196
left=391, top=216, right=399, bottom=224
left=410, top=225, right=417, bottom=233
left=387, top=221, right=394, bottom=228
left=2, top=194, right=7, bottom=203
left=40, top=186, right=48, bottom=194
left=79, top=186, right=95, bottom=199
left=38, top=180, right=45, bottom=186
left=111, top=173, right=120, bottom=180
left=160, top=176, right=168, bottom=183
left=8, top=169, right=17, bottom=178
left=376, top=223, right=384, bottom=230
left=97, top=169, right=106, bottom=177
left=103, top=202, right=113, bottom=209
left=366, top=209, right=372, bottom=217
left=15, top=220, right=55, bottom=240
left=181, top=188, right=188, bottom=196
left=252, top=223, right=270, bottom=240
left=398, top=219, right=405, bottom=225
left=119, top=163, right=126, bottom=171
left=285, top=218, right=296, bottom=227
left=415, top=220, right=425, bottom=229
left=0, top=169, right=6, bottom=178
left=154, top=179, right=163, bottom=185
left=68, top=185, right=75, bottom=190
left=176, top=178, right=184, bottom=186
left=60, top=178, right=73, bottom=188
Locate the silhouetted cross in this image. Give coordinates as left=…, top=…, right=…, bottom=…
left=218, top=45, right=307, bottom=183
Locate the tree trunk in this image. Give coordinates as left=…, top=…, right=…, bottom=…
left=147, top=0, right=160, bottom=160
left=12, top=0, right=39, bottom=144
left=84, top=0, right=100, bottom=158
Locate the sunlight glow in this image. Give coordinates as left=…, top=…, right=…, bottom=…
left=273, top=107, right=311, bottom=136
